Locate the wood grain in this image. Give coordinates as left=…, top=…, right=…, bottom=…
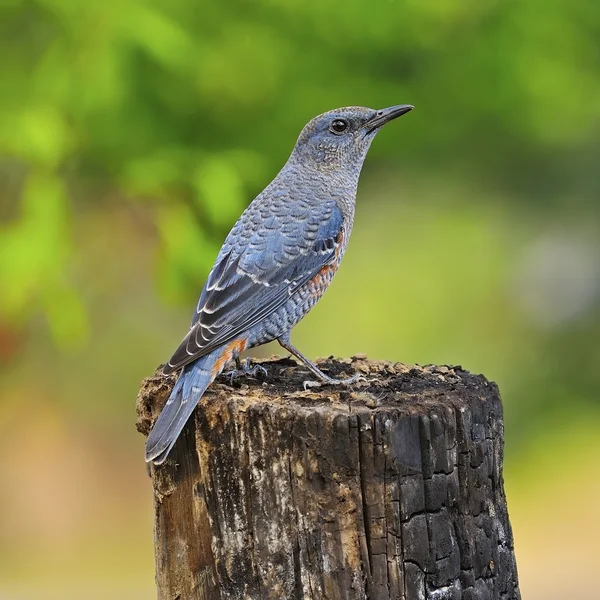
left=136, top=356, right=520, bottom=600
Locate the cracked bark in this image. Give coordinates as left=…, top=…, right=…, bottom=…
left=136, top=356, right=520, bottom=600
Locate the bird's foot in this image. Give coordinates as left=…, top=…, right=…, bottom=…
left=302, top=372, right=366, bottom=391
left=223, top=358, right=268, bottom=385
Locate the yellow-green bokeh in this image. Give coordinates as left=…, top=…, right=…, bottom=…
left=1, top=1, right=599, bottom=598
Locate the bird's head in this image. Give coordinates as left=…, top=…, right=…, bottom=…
left=290, top=105, right=413, bottom=173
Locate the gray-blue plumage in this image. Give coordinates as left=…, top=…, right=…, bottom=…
left=146, top=104, right=413, bottom=464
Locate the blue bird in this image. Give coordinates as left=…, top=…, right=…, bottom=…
left=146, top=104, right=413, bottom=464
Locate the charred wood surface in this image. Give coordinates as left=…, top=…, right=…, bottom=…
left=136, top=356, right=520, bottom=600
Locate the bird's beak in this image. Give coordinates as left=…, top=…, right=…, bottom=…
left=364, top=104, right=414, bottom=134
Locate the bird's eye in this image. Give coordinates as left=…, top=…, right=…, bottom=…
left=330, top=119, right=348, bottom=134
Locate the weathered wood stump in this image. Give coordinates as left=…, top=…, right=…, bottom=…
left=136, top=356, right=520, bottom=600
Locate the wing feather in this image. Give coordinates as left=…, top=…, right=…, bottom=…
left=164, top=200, right=344, bottom=374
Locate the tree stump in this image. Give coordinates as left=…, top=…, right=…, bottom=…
left=136, top=356, right=520, bottom=600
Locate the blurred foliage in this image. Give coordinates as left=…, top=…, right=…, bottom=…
left=1, top=1, right=600, bottom=598
left=2, top=0, right=600, bottom=341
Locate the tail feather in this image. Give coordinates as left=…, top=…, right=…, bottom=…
left=145, top=349, right=221, bottom=464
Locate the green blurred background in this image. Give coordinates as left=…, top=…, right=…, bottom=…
left=1, top=0, right=599, bottom=598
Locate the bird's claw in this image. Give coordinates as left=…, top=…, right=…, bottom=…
left=344, top=373, right=368, bottom=385
left=303, top=380, right=322, bottom=390
left=223, top=359, right=268, bottom=385
left=248, top=363, right=268, bottom=378
left=302, top=372, right=366, bottom=391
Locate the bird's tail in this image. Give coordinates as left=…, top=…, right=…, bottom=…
left=145, top=348, right=222, bottom=465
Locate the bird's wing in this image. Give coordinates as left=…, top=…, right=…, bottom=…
left=163, top=199, right=344, bottom=373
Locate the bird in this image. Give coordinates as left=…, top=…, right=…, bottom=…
left=145, top=104, right=413, bottom=464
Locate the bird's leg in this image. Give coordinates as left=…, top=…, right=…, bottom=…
left=277, top=334, right=365, bottom=390
left=222, top=356, right=267, bottom=384
left=238, top=356, right=268, bottom=377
